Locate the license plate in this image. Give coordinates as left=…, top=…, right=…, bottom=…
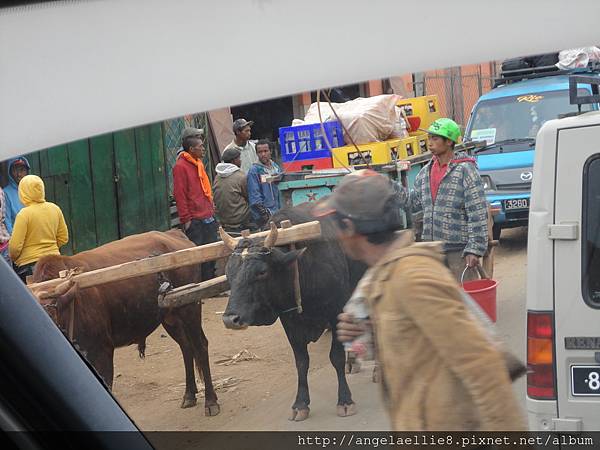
left=504, top=198, right=529, bottom=210
left=571, top=365, right=600, bottom=396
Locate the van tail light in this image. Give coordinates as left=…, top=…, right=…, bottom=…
left=527, top=311, right=556, bottom=400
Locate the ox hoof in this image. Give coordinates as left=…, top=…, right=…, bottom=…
left=205, top=403, right=220, bottom=416
left=337, top=403, right=357, bottom=417
left=180, top=397, right=197, bottom=409
left=288, top=407, right=310, bottom=422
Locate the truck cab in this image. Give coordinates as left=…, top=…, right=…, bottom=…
left=464, top=64, right=599, bottom=239
left=526, top=75, right=600, bottom=431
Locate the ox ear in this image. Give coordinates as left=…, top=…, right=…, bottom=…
left=56, top=284, right=78, bottom=312
left=276, top=247, right=307, bottom=266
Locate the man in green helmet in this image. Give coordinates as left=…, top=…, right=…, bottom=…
left=397, top=118, right=488, bottom=280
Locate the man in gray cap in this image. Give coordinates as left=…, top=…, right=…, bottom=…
left=178, top=127, right=204, bottom=155
left=223, top=118, right=258, bottom=173
left=313, top=169, right=525, bottom=431
left=212, top=147, right=252, bottom=231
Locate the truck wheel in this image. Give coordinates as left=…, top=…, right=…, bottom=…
left=492, top=223, right=502, bottom=241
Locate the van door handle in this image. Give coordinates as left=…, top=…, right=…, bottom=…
left=548, top=222, right=579, bottom=240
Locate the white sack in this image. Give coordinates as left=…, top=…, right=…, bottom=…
left=302, top=94, right=402, bottom=145
left=556, top=46, right=600, bottom=70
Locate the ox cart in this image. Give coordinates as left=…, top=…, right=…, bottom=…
left=277, top=155, right=432, bottom=209
left=276, top=158, right=430, bottom=233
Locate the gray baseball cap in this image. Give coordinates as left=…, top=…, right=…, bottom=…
left=233, top=118, right=254, bottom=133
left=313, top=170, right=396, bottom=222
left=181, top=127, right=204, bottom=141
left=222, top=148, right=241, bottom=163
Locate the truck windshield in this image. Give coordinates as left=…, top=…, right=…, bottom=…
left=466, top=89, right=594, bottom=146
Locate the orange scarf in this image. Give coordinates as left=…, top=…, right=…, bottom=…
left=180, top=152, right=213, bottom=202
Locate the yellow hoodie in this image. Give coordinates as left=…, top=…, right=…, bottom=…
left=9, top=175, right=69, bottom=267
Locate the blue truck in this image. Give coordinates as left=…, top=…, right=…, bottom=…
left=463, top=60, right=600, bottom=239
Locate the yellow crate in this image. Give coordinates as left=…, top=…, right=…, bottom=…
left=392, top=136, right=418, bottom=159
left=331, top=139, right=401, bottom=168
left=408, top=128, right=427, bottom=138
left=415, top=134, right=428, bottom=155
left=397, top=95, right=441, bottom=131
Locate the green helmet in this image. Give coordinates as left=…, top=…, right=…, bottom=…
left=425, top=118, right=461, bottom=143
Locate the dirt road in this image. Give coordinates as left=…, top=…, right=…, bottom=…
left=112, top=295, right=389, bottom=431
left=112, top=227, right=528, bottom=431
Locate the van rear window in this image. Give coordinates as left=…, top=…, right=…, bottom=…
left=582, top=155, right=600, bottom=308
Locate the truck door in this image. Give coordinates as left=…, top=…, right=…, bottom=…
left=553, top=123, right=600, bottom=430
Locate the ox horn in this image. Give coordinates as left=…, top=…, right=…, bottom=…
left=263, top=221, right=279, bottom=248
left=219, top=226, right=238, bottom=251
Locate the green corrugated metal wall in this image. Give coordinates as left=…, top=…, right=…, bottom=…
left=25, top=123, right=170, bottom=255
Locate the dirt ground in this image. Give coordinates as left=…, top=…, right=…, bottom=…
left=112, top=295, right=336, bottom=431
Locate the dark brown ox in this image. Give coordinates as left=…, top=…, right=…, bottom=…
left=220, top=204, right=367, bottom=421
left=32, top=229, right=220, bottom=416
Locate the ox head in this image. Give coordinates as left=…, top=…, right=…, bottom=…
left=32, top=255, right=79, bottom=332
left=221, top=223, right=305, bottom=329
left=32, top=254, right=69, bottom=284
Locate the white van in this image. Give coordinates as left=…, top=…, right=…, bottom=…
left=527, top=75, right=600, bottom=431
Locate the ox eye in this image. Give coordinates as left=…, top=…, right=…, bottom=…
left=256, top=270, right=268, bottom=279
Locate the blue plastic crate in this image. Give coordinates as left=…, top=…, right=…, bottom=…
left=278, top=121, right=345, bottom=163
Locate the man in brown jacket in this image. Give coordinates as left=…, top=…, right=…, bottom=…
left=212, top=148, right=252, bottom=231
left=314, top=169, right=526, bottom=431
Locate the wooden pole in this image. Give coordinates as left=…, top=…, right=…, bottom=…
left=158, top=275, right=230, bottom=309
left=281, top=220, right=303, bottom=314
left=29, top=221, right=321, bottom=299
left=68, top=298, right=75, bottom=340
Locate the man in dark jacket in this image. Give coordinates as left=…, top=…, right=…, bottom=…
left=172, top=135, right=217, bottom=280
left=212, top=148, right=252, bottom=231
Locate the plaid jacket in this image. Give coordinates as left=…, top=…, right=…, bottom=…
left=398, top=152, right=488, bottom=256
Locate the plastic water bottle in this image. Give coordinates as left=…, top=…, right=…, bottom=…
left=342, top=279, right=374, bottom=361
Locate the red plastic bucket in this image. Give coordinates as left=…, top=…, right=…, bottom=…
left=463, top=278, right=497, bottom=322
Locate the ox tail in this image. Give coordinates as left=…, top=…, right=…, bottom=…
left=137, top=340, right=146, bottom=359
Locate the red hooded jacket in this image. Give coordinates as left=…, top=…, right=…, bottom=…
left=172, top=155, right=214, bottom=224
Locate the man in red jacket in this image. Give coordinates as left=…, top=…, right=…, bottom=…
left=173, top=135, right=217, bottom=280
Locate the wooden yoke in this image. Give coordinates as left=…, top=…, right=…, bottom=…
left=281, top=220, right=303, bottom=314
left=28, top=221, right=322, bottom=301
left=158, top=275, right=230, bottom=309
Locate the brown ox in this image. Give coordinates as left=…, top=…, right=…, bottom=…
left=32, top=229, right=220, bottom=416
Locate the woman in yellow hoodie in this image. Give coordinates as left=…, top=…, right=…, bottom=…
left=9, top=175, right=68, bottom=282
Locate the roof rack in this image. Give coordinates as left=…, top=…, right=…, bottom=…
left=569, top=75, right=600, bottom=111
left=493, top=62, right=600, bottom=88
